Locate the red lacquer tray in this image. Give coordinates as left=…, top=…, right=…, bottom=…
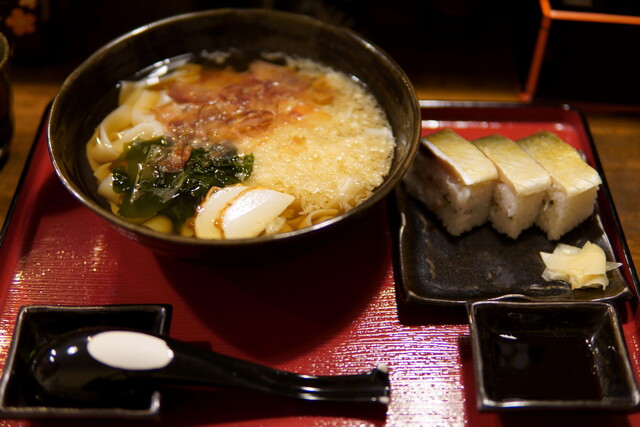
left=0, top=102, right=639, bottom=426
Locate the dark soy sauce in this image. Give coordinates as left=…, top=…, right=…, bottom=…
left=486, top=333, right=604, bottom=401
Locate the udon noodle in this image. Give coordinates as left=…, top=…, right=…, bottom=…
left=86, top=54, right=395, bottom=239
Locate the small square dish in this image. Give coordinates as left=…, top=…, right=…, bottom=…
left=468, top=300, right=640, bottom=411
left=0, top=304, right=172, bottom=419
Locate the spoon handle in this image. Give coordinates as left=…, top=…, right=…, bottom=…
left=87, top=330, right=390, bottom=404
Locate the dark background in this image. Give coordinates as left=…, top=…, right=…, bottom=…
left=3, top=0, right=639, bottom=105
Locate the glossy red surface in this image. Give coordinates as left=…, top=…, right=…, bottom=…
left=0, top=103, right=639, bottom=426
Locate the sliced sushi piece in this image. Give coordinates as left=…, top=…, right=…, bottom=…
left=472, top=134, right=551, bottom=238
left=405, top=128, right=498, bottom=236
left=517, top=131, right=601, bottom=240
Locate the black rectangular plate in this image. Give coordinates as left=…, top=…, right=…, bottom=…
left=391, top=101, right=638, bottom=306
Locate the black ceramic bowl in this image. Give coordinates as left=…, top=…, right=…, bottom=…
left=48, top=8, right=420, bottom=260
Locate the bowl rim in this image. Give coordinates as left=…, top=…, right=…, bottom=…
left=0, top=32, right=9, bottom=71
left=47, top=8, right=421, bottom=249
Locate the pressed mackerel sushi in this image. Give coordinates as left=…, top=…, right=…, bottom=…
left=472, top=134, right=551, bottom=238
left=405, top=128, right=498, bottom=236
left=517, top=131, right=601, bottom=240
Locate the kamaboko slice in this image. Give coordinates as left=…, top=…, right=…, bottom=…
left=194, top=185, right=294, bottom=239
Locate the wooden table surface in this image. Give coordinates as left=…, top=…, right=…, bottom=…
left=1, top=64, right=639, bottom=283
